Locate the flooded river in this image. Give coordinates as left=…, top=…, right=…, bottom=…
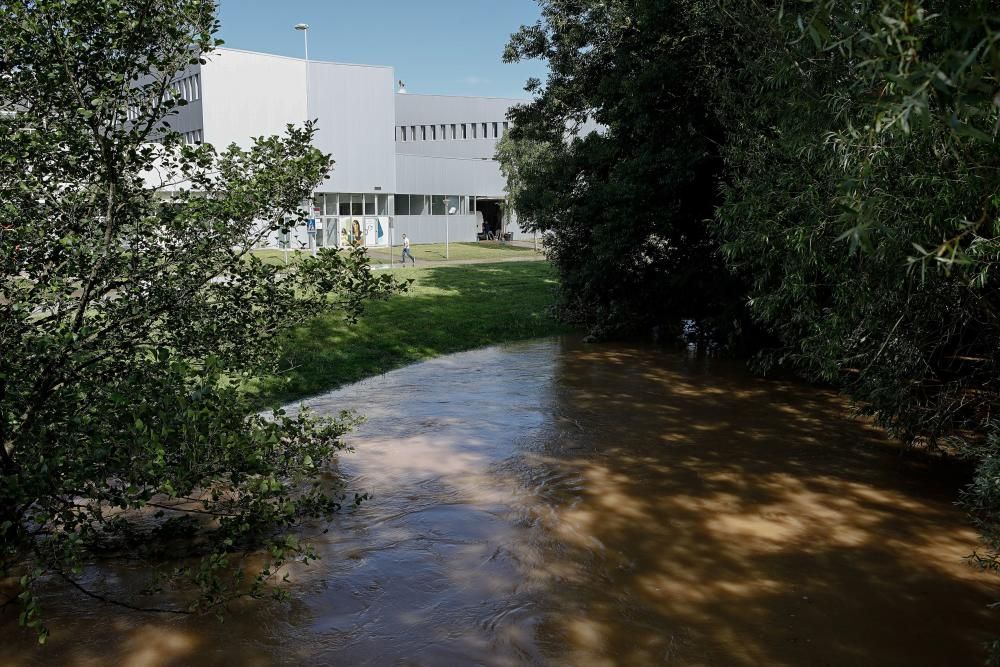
left=2, top=338, right=996, bottom=666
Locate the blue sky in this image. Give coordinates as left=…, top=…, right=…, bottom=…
left=216, top=0, right=547, bottom=99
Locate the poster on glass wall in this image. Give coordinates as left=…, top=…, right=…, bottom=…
left=363, top=217, right=389, bottom=247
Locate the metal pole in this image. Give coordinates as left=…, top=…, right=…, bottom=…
left=446, top=207, right=449, bottom=260
left=296, top=23, right=313, bottom=257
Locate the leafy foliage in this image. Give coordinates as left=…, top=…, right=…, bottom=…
left=0, top=0, right=398, bottom=638
left=499, top=0, right=761, bottom=347
left=502, top=0, right=1000, bottom=650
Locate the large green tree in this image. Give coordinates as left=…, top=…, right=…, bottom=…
left=716, top=0, right=1000, bottom=445
left=499, top=0, right=759, bottom=347
left=0, top=0, right=396, bottom=639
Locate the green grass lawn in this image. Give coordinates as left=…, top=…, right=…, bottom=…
left=250, top=261, right=570, bottom=406
left=349, top=241, right=542, bottom=263
left=249, top=242, right=542, bottom=267
left=249, top=249, right=310, bottom=266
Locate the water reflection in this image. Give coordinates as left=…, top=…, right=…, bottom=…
left=1, top=338, right=996, bottom=665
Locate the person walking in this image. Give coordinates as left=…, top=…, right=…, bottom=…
left=401, top=233, right=415, bottom=266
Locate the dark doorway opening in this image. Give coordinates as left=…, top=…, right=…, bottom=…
left=475, top=198, right=507, bottom=241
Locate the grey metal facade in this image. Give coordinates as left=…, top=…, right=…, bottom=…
left=163, top=48, right=530, bottom=247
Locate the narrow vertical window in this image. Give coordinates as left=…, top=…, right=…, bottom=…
left=401, top=126, right=407, bottom=141
left=503, top=121, right=510, bottom=133
left=482, top=122, right=488, bottom=137
left=395, top=194, right=409, bottom=215
left=193, top=73, right=201, bottom=99
left=430, top=125, right=436, bottom=140
left=461, top=124, right=467, bottom=139
left=471, top=123, right=477, bottom=139
left=411, top=125, right=416, bottom=140
left=421, top=126, right=427, bottom=140
left=492, top=122, right=499, bottom=138
left=450, top=124, right=457, bottom=139
left=440, top=124, right=447, bottom=139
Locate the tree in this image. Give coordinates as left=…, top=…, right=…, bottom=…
left=0, top=0, right=398, bottom=640
left=499, top=0, right=761, bottom=348
left=715, top=0, right=1000, bottom=444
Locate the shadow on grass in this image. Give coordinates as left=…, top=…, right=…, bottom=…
left=251, top=261, right=572, bottom=406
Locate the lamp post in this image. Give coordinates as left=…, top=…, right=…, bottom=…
left=295, top=23, right=316, bottom=256
left=446, top=202, right=458, bottom=260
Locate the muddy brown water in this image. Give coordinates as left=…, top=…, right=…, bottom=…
left=1, top=338, right=997, bottom=666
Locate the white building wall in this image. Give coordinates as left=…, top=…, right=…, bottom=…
left=395, top=154, right=506, bottom=196
left=200, top=49, right=306, bottom=149
left=392, top=215, right=478, bottom=245
left=394, top=94, right=520, bottom=197
left=308, top=61, right=396, bottom=194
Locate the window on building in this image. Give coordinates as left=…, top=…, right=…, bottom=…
left=321, top=194, right=336, bottom=216
left=410, top=125, right=417, bottom=140
left=394, top=194, right=410, bottom=215
left=461, top=123, right=467, bottom=139
left=364, top=194, right=375, bottom=215
left=193, top=73, right=201, bottom=99
left=503, top=121, right=510, bottom=134
left=444, top=195, right=460, bottom=215
left=450, top=124, right=457, bottom=139
left=492, top=122, right=499, bottom=138
left=401, top=126, right=407, bottom=141
left=377, top=194, right=388, bottom=215
left=339, top=196, right=351, bottom=215
left=410, top=194, right=427, bottom=215
left=471, top=123, right=477, bottom=139
left=421, top=126, right=427, bottom=140
left=431, top=195, right=445, bottom=215
left=351, top=194, right=363, bottom=215
left=440, top=124, right=447, bottom=140
left=482, top=122, right=488, bottom=138
left=430, top=125, right=437, bottom=140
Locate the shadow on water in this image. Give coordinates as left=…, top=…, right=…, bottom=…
left=1, top=338, right=996, bottom=666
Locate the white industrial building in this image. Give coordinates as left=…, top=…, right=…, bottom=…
left=161, top=47, right=527, bottom=249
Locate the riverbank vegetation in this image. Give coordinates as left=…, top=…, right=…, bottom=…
left=1, top=0, right=400, bottom=639
left=252, top=261, right=569, bottom=406
left=499, top=0, right=1000, bottom=654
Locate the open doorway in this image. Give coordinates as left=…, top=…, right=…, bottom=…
left=475, top=198, right=507, bottom=241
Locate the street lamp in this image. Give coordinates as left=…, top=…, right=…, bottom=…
left=446, top=202, right=457, bottom=260
left=295, top=23, right=309, bottom=62
left=294, top=23, right=316, bottom=256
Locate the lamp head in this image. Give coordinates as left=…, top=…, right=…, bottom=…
left=294, top=23, right=309, bottom=31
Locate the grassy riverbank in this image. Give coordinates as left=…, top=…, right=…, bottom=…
left=251, top=260, right=570, bottom=405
